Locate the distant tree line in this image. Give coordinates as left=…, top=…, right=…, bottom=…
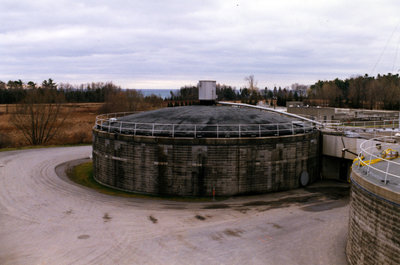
left=306, top=74, right=400, bottom=110
left=168, top=74, right=400, bottom=110
left=0, top=79, right=112, bottom=104
left=0, top=79, right=165, bottom=112
left=6, top=73, right=399, bottom=111
left=1, top=78, right=306, bottom=108
left=167, top=82, right=305, bottom=107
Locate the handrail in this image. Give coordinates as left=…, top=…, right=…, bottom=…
left=322, top=119, right=400, bottom=139
left=217, top=102, right=400, bottom=134
left=94, top=110, right=400, bottom=138
left=324, top=119, right=399, bottom=129
left=94, top=112, right=315, bottom=138
left=217, top=101, right=324, bottom=126
left=356, top=136, right=400, bottom=184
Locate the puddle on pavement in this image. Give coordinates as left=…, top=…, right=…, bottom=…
left=301, top=199, right=348, bottom=212
left=203, top=203, right=230, bottom=209
left=304, top=186, right=350, bottom=200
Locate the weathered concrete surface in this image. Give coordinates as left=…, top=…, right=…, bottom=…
left=93, top=130, right=320, bottom=196
left=121, top=105, right=297, bottom=124
left=347, top=169, right=400, bottom=265
left=0, top=146, right=349, bottom=265
left=322, top=134, right=360, bottom=160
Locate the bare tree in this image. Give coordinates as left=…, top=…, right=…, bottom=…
left=245, top=75, right=258, bottom=91
left=99, top=88, right=144, bottom=113
left=244, top=75, right=261, bottom=104
left=10, top=89, right=69, bottom=145
left=321, top=82, right=342, bottom=107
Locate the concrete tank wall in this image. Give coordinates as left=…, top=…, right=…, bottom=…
left=92, top=129, right=320, bottom=196
left=347, top=171, right=400, bottom=265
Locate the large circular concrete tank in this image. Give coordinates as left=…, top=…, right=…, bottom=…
left=92, top=105, right=320, bottom=196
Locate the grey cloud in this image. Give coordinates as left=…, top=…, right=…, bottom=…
left=1, top=0, right=400, bottom=89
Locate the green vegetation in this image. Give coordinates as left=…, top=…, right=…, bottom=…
left=68, top=161, right=224, bottom=201
left=68, top=161, right=146, bottom=198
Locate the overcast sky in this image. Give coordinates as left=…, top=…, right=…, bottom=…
left=1, top=0, right=400, bottom=89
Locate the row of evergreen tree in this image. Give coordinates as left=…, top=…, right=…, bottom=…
left=1, top=79, right=305, bottom=107
left=4, top=74, right=399, bottom=110
left=0, top=79, right=115, bottom=104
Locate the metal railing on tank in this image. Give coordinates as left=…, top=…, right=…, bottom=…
left=94, top=112, right=316, bottom=138
left=322, top=119, right=400, bottom=138
left=324, top=119, right=399, bottom=129
left=354, top=136, right=400, bottom=185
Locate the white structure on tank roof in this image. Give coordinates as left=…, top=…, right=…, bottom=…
left=198, top=80, right=216, bottom=103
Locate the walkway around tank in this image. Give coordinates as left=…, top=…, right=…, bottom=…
left=352, top=137, right=400, bottom=196
left=347, top=136, right=400, bottom=265
left=0, top=146, right=349, bottom=265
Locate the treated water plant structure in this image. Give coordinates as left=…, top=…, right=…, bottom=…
left=92, top=81, right=320, bottom=196
left=93, top=108, right=321, bottom=196
left=347, top=137, right=400, bottom=265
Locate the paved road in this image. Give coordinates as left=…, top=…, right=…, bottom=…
left=0, top=146, right=349, bottom=265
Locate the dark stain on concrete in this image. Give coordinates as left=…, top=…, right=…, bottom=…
left=163, top=206, right=187, bottom=210
left=269, top=223, right=283, bottom=229
left=301, top=199, right=348, bottom=212
left=304, top=186, right=350, bottom=200
left=203, top=203, right=230, bottom=209
left=234, top=208, right=250, bottom=214
left=241, top=185, right=350, bottom=211
left=103, top=213, right=112, bottom=222
left=149, top=215, right=158, bottom=224
left=223, top=229, right=243, bottom=237
left=243, top=194, right=320, bottom=208
left=210, top=234, right=223, bottom=241
left=78, top=235, right=90, bottom=239
left=64, top=209, right=73, bottom=215
left=195, top=215, right=206, bottom=220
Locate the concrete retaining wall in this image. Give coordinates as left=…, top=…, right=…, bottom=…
left=92, top=129, right=320, bottom=196
left=347, top=171, right=400, bottom=265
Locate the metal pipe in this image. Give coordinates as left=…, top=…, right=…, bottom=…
left=217, top=101, right=323, bottom=126
left=384, top=162, right=390, bottom=184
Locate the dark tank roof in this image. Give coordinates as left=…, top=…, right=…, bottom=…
left=100, top=105, right=313, bottom=137
left=120, top=105, right=296, bottom=124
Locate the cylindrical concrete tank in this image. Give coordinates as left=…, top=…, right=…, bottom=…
left=92, top=105, right=320, bottom=196
left=347, top=166, right=400, bottom=265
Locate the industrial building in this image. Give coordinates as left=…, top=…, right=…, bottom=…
left=92, top=81, right=320, bottom=196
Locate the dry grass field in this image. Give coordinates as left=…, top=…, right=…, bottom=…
left=0, top=103, right=103, bottom=148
